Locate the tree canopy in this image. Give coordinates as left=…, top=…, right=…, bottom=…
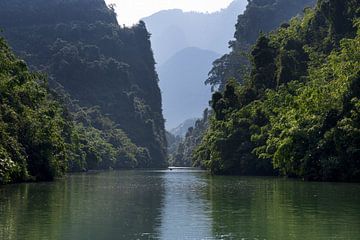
left=0, top=0, right=167, bottom=184
left=194, top=0, right=360, bottom=182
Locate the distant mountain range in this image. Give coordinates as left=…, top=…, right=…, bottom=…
left=158, top=47, right=220, bottom=129
left=143, top=0, right=247, bottom=129
left=170, top=118, right=198, bottom=138
left=143, top=0, right=247, bottom=65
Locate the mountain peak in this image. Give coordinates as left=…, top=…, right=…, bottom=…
left=143, top=0, right=247, bottom=64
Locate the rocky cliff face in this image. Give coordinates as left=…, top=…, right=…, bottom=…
left=0, top=0, right=167, bottom=167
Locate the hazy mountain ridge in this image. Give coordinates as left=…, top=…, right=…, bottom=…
left=143, top=0, right=248, bottom=65
left=158, top=47, right=220, bottom=129
left=170, top=118, right=198, bottom=138
left=144, top=1, right=247, bottom=129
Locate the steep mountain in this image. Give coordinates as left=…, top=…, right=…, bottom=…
left=173, top=0, right=316, bottom=167
left=158, top=47, right=220, bottom=129
left=143, top=0, right=248, bottom=65
left=207, top=0, right=316, bottom=90
left=0, top=33, right=154, bottom=184
left=170, top=118, right=197, bottom=138
left=0, top=0, right=167, bottom=169
left=169, top=109, right=210, bottom=167
left=166, top=118, right=197, bottom=166
left=0, top=36, right=72, bottom=183
left=195, top=0, right=360, bottom=181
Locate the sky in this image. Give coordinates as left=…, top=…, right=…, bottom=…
left=104, top=0, right=234, bottom=26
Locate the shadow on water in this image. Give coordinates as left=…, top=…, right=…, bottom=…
left=1, top=171, right=360, bottom=240
left=0, top=171, right=166, bottom=240
left=206, top=176, right=360, bottom=240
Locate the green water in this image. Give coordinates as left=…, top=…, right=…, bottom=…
left=0, top=170, right=360, bottom=240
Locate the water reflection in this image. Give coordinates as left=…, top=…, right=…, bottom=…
left=207, top=176, right=360, bottom=240
left=0, top=171, right=165, bottom=240
left=0, top=171, right=360, bottom=240
left=157, top=170, right=212, bottom=239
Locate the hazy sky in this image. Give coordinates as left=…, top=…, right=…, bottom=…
left=104, top=0, right=234, bottom=26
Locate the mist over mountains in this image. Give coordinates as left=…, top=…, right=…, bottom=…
left=143, top=0, right=247, bottom=129
left=143, top=0, right=247, bottom=64
left=158, top=47, right=220, bottom=128
left=169, top=118, right=198, bottom=138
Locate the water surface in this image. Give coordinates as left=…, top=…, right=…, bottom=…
left=0, top=169, right=359, bottom=239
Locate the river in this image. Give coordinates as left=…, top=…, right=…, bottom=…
left=0, top=169, right=359, bottom=239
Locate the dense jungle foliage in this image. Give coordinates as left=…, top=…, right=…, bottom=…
left=0, top=0, right=167, bottom=184
left=172, top=0, right=316, bottom=167
left=169, top=109, right=210, bottom=167
left=195, top=0, right=360, bottom=182
left=0, top=37, right=67, bottom=183
left=206, top=0, right=316, bottom=91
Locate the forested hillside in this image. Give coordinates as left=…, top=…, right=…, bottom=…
left=170, top=109, right=210, bottom=167
left=0, top=0, right=167, bottom=183
left=207, top=0, right=316, bottom=91
left=173, top=0, right=316, bottom=167
left=195, top=0, right=360, bottom=182
left=0, top=36, right=86, bottom=183
left=144, top=1, right=247, bottom=129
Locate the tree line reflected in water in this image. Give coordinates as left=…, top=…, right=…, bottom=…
left=1, top=171, right=360, bottom=239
